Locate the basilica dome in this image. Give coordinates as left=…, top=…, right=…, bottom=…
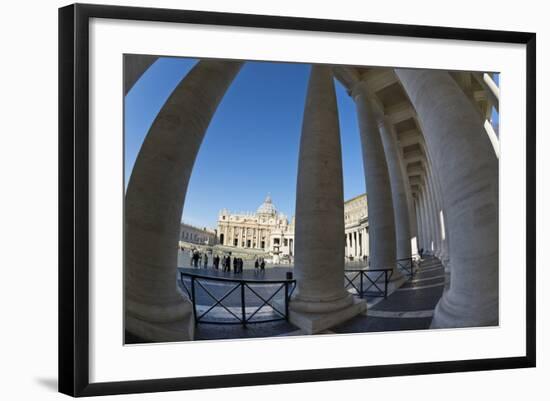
left=257, top=194, right=277, bottom=215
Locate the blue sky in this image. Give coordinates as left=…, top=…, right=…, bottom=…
left=125, top=57, right=365, bottom=228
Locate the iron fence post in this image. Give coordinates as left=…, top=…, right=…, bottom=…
left=191, top=276, right=198, bottom=325
left=384, top=271, right=388, bottom=298
left=241, top=282, right=246, bottom=326
left=360, top=271, right=364, bottom=298
left=284, top=282, right=289, bottom=320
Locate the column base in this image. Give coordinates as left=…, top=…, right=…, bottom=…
left=430, top=291, right=498, bottom=329
left=389, top=268, right=404, bottom=282
left=125, top=297, right=195, bottom=342
left=126, top=312, right=195, bottom=343
left=288, top=297, right=366, bottom=334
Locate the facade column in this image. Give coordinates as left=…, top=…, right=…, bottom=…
left=352, top=81, right=399, bottom=278
left=378, top=117, right=412, bottom=261
left=125, top=60, right=243, bottom=341
left=289, top=65, right=364, bottom=333
left=396, top=69, right=498, bottom=328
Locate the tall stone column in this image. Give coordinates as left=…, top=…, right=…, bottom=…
left=425, top=177, right=441, bottom=256
left=125, top=60, right=243, bottom=341
left=396, top=69, right=499, bottom=328
left=379, top=117, right=412, bottom=261
left=352, top=82, right=399, bottom=278
left=416, top=197, right=423, bottom=253
left=420, top=191, right=432, bottom=253
left=289, top=65, right=365, bottom=334
left=426, top=171, right=444, bottom=259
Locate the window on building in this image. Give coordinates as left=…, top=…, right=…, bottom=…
left=284, top=238, right=288, bottom=246
left=233, top=238, right=238, bottom=246
left=274, top=238, right=280, bottom=245
left=247, top=240, right=251, bottom=248
left=261, top=241, right=265, bottom=249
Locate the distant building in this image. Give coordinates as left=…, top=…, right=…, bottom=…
left=217, top=195, right=294, bottom=262
left=217, top=193, right=369, bottom=262
left=179, top=223, right=217, bottom=246
left=344, top=194, right=369, bottom=261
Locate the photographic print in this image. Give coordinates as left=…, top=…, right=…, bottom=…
left=123, top=56, right=500, bottom=344
left=59, top=4, right=535, bottom=395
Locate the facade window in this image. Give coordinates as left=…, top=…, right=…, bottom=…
left=247, top=240, right=251, bottom=248
left=220, top=234, right=224, bottom=245
left=261, top=241, right=265, bottom=249
left=274, top=238, right=280, bottom=245
left=233, top=238, right=238, bottom=246
left=284, top=238, right=288, bottom=246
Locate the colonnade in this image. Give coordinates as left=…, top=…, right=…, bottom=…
left=125, top=58, right=499, bottom=341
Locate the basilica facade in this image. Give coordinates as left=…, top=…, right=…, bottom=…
left=217, top=194, right=369, bottom=262
left=217, top=195, right=295, bottom=261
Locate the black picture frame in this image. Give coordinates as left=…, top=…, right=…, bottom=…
left=58, top=3, right=536, bottom=397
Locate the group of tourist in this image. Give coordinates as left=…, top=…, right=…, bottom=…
left=216, top=255, right=244, bottom=273
left=254, top=258, right=266, bottom=270
left=186, top=247, right=271, bottom=274
left=190, top=248, right=208, bottom=268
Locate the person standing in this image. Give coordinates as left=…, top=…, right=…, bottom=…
left=260, top=258, right=265, bottom=270
left=203, top=253, right=208, bottom=269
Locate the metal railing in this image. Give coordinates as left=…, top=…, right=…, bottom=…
left=396, top=257, right=417, bottom=278
left=179, top=271, right=296, bottom=326
left=344, top=268, right=393, bottom=298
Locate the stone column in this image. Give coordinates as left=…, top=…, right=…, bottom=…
left=396, top=69, right=499, bottom=328
left=352, top=81, right=399, bottom=278
left=426, top=171, right=443, bottom=259
left=431, top=171, right=451, bottom=269
left=420, top=191, right=430, bottom=254
left=414, top=196, right=422, bottom=251
left=289, top=65, right=364, bottom=333
left=125, top=60, right=243, bottom=341
left=379, top=117, right=412, bottom=261
left=425, top=178, right=440, bottom=256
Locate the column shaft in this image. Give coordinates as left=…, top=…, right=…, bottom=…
left=396, top=69, right=498, bottom=328
left=125, top=60, right=243, bottom=341
left=291, top=65, right=354, bottom=313
left=379, top=117, right=412, bottom=260
left=352, top=82, right=398, bottom=274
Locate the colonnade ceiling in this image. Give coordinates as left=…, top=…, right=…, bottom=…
left=334, top=65, right=430, bottom=202
left=334, top=65, right=494, bottom=203
left=449, top=71, right=494, bottom=118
